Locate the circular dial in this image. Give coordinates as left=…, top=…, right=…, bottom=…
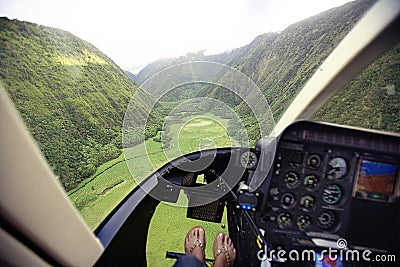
left=317, top=210, right=337, bottom=230
left=300, top=195, right=315, bottom=210
left=240, top=151, right=258, bottom=169
left=327, top=157, right=347, bottom=179
left=277, top=212, right=293, bottom=229
left=284, top=171, right=300, bottom=188
left=281, top=192, right=296, bottom=208
left=322, top=184, right=342, bottom=205
left=303, top=174, right=319, bottom=190
left=296, top=215, right=311, bottom=230
left=307, top=154, right=322, bottom=169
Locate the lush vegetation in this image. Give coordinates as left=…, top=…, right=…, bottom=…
left=0, top=17, right=162, bottom=190
left=314, top=44, right=400, bottom=131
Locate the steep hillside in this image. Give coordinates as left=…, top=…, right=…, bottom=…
left=0, top=17, right=161, bottom=190
left=314, top=44, right=400, bottom=132
left=229, top=0, right=399, bottom=138
left=227, top=0, right=377, bottom=116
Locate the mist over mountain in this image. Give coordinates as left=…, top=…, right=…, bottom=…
left=134, top=49, right=240, bottom=84
left=124, top=70, right=138, bottom=82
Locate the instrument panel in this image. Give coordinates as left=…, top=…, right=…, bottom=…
left=262, top=143, right=356, bottom=236
left=231, top=121, right=400, bottom=265
left=258, top=121, right=399, bottom=251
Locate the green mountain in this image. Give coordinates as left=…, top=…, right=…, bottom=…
left=232, top=0, right=399, bottom=137
left=0, top=17, right=161, bottom=190
left=134, top=0, right=399, bottom=142
left=223, top=0, right=384, bottom=140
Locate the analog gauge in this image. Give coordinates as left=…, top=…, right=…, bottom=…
left=307, top=154, right=322, bottom=169
left=296, top=215, right=311, bottom=230
left=322, top=184, right=342, bottom=205
left=277, top=212, right=293, bottom=229
left=300, top=195, right=315, bottom=210
left=303, top=174, right=319, bottom=190
left=281, top=192, right=296, bottom=208
left=327, top=157, right=347, bottom=179
left=284, top=171, right=300, bottom=188
left=240, top=151, right=258, bottom=169
left=317, top=210, right=337, bottom=230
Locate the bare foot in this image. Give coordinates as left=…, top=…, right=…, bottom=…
left=213, top=233, right=236, bottom=267
left=184, top=226, right=206, bottom=263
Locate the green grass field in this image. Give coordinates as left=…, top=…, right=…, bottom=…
left=69, top=115, right=234, bottom=266
left=147, top=203, right=228, bottom=266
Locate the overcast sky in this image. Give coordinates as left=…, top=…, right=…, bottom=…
left=1, top=0, right=353, bottom=73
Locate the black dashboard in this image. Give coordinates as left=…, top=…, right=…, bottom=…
left=228, top=121, right=400, bottom=266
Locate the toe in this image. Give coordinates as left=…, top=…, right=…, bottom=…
left=213, top=233, right=224, bottom=255
left=198, top=227, right=205, bottom=248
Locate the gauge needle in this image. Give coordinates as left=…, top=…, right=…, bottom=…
left=329, top=167, right=340, bottom=174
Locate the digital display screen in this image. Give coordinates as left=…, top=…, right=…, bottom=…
left=355, top=160, right=398, bottom=201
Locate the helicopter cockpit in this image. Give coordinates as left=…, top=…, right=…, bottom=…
left=92, top=1, right=400, bottom=266
left=0, top=0, right=399, bottom=267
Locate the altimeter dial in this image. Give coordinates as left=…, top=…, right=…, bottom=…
left=327, top=157, right=347, bottom=179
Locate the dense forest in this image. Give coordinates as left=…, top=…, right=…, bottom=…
left=0, top=17, right=162, bottom=190
left=1, top=0, right=398, bottom=190
left=314, top=44, right=400, bottom=132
